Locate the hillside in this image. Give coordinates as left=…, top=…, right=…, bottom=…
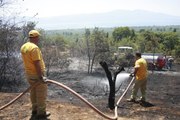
left=35, top=10, right=180, bottom=30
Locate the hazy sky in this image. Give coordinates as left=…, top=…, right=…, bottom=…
left=12, top=0, right=179, bottom=17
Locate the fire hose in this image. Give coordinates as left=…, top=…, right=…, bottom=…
left=0, top=77, right=135, bottom=120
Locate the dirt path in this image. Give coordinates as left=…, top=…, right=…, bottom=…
left=0, top=93, right=125, bottom=120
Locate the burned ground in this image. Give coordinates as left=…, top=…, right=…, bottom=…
left=0, top=59, right=180, bottom=120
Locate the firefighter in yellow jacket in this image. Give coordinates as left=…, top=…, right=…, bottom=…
left=21, top=30, right=50, bottom=119
left=127, top=52, right=148, bottom=103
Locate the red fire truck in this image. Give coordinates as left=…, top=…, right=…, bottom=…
left=142, top=53, right=165, bottom=70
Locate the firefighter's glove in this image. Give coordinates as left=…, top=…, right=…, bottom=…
left=39, top=76, right=47, bottom=83
left=130, top=73, right=135, bottom=77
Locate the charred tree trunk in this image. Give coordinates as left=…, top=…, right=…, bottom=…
left=99, top=61, right=124, bottom=110
left=99, top=61, right=115, bottom=110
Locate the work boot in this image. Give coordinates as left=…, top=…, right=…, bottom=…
left=139, top=99, right=146, bottom=104
left=31, top=111, right=37, bottom=115
left=137, top=97, right=146, bottom=103
left=127, top=98, right=136, bottom=102
left=36, top=111, right=51, bottom=119
left=30, top=111, right=37, bottom=120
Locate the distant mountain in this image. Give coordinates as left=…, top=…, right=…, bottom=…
left=35, top=10, right=180, bottom=30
